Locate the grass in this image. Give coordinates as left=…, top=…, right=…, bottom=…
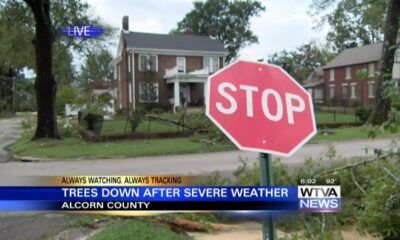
left=315, top=112, right=358, bottom=124
left=89, top=220, right=191, bottom=240
left=312, top=125, right=396, bottom=143
left=11, top=111, right=397, bottom=160
left=101, top=116, right=180, bottom=135
left=102, top=112, right=358, bottom=136
left=11, top=136, right=233, bottom=159
left=101, top=113, right=207, bottom=136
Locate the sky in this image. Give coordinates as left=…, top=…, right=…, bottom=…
left=86, top=0, right=328, bottom=61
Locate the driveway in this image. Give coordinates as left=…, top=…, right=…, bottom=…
left=0, top=117, right=22, bottom=162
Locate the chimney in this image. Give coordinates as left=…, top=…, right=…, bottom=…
left=122, top=16, right=129, bottom=32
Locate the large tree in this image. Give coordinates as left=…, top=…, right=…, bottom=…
left=78, top=48, right=113, bottom=89
left=310, top=0, right=400, bottom=124
left=369, top=0, right=400, bottom=124
left=268, top=42, right=334, bottom=83
left=309, top=0, right=387, bottom=52
left=171, top=0, right=265, bottom=62
left=22, top=0, right=60, bottom=139
left=0, top=0, right=114, bottom=139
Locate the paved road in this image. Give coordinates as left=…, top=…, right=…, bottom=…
left=0, top=138, right=395, bottom=184
left=1, top=117, right=395, bottom=180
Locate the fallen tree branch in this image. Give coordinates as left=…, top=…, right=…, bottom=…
left=382, top=166, right=400, bottom=181
left=351, top=169, right=367, bottom=194
left=314, top=151, right=398, bottom=178
left=146, top=114, right=194, bottom=130
left=301, top=215, right=316, bottom=240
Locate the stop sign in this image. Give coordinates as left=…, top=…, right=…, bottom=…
left=206, top=60, right=317, bottom=157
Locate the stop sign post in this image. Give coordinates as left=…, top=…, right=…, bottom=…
left=206, top=60, right=317, bottom=240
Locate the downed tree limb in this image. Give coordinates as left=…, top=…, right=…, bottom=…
left=351, top=169, right=367, bottom=195
left=314, top=151, right=399, bottom=178
left=146, top=114, right=194, bottom=130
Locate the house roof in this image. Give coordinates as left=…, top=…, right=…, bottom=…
left=122, top=31, right=227, bottom=53
left=323, top=42, right=383, bottom=69
left=304, top=67, right=323, bottom=81
left=303, top=80, right=324, bottom=88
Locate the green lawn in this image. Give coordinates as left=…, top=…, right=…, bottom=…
left=102, top=112, right=358, bottom=136
left=11, top=111, right=397, bottom=160
left=101, top=114, right=204, bottom=135
left=312, top=126, right=395, bottom=143
left=11, top=136, right=233, bottom=159
left=101, top=116, right=180, bottom=135
left=315, top=112, right=358, bottom=124
left=89, top=220, right=191, bottom=240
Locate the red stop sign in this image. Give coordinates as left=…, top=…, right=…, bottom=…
left=206, top=60, right=317, bottom=157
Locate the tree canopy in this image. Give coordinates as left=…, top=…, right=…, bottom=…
left=0, top=0, right=115, bottom=86
left=171, top=0, right=265, bottom=62
left=78, top=48, right=113, bottom=89
left=309, top=0, right=387, bottom=52
left=0, top=0, right=115, bottom=139
left=268, top=42, right=334, bottom=83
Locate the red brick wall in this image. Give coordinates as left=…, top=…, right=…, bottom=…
left=324, top=62, right=378, bottom=107
left=115, top=37, right=132, bottom=114
left=116, top=53, right=224, bottom=112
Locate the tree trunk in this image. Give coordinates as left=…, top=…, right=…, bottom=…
left=25, top=0, right=60, bottom=139
left=369, top=0, right=400, bottom=125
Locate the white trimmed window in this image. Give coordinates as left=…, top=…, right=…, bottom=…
left=177, top=57, right=186, bottom=73
left=368, top=63, right=375, bottom=77
left=203, top=56, right=220, bottom=73
left=315, top=89, right=323, bottom=101
left=114, top=65, right=117, bottom=79
left=139, top=81, right=159, bottom=103
left=368, top=81, right=375, bottom=98
left=341, top=84, right=348, bottom=98
left=345, top=66, right=351, bottom=80
left=329, top=85, right=335, bottom=98
left=139, top=54, right=158, bottom=72
left=350, top=83, right=357, bottom=99
left=329, top=69, right=335, bottom=81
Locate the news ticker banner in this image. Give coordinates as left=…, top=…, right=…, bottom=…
left=0, top=176, right=341, bottom=214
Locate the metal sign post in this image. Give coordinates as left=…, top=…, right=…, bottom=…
left=259, top=153, right=277, bottom=240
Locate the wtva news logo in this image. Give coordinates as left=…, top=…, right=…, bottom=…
left=298, top=186, right=341, bottom=212
left=58, top=25, right=104, bottom=38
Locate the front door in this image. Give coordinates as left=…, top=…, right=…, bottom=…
left=180, top=84, right=190, bottom=106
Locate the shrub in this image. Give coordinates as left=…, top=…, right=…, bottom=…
left=56, top=87, right=76, bottom=116
left=129, top=108, right=147, bottom=132
left=355, top=106, right=372, bottom=122
left=58, top=118, right=81, bottom=138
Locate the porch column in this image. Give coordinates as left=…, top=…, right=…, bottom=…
left=203, top=81, right=208, bottom=107
left=174, top=80, right=180, bottom=112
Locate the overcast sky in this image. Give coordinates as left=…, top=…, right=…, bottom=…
left=86, top=0, right=328, bottom=60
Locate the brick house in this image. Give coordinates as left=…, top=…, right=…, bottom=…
left=110, top=16, right=228, bottom=114
left=322, top=43, right=382, bottom=107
